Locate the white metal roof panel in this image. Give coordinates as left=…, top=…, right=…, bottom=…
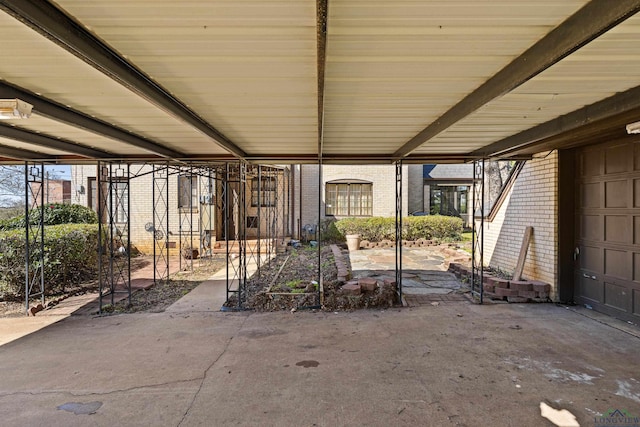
left=0, top=11, right=229, bottom=157
left=55, top=0, right=319, bottom=156
left=322, top=0, right=590, bottom=157
left=417, top=12, right=640, bottom=154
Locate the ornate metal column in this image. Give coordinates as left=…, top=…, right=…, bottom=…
left=395, top=161, right=403, bottom=301
left=24, top=162, right=45, bottom=314
left=471, top=159, right=485, bottom=303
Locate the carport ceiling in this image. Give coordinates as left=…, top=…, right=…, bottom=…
left=0, top=0, right=639, bottom=164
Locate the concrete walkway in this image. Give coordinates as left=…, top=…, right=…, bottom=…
left=0, top=303, right=639, bottom=426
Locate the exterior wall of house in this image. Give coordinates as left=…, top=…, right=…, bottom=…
left=71, top=165, right=290, bottom=254
left=72, top=165, right=206, bottom=254
left=481, top=151, right=559, bottom=299
left=299, top=164, right=410, bottom=231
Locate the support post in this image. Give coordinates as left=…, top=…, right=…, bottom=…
left=152, top=163, right=169, bottom=283
left=24, top=162, right=45, bottom=314
left=317, top=160, right=323, bottom=305
left=98, top=163, right=131, bottom=312
left=471, top=159, right=485, bottom=303
left=395, top=161, right=403, bottom=302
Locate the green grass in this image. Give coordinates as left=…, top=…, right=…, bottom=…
left=460, top=232, right=473, bottom=242
left=285, top=279, right=303, bottom=289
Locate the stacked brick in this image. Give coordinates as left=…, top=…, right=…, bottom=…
left=331, top=244, right=351, bottom=283
left=448, top=263, right=551, bottom=303
left=339, top=277, right=397, bottom=295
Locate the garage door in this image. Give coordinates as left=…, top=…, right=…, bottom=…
left=575, top=140, right=640, bottom=321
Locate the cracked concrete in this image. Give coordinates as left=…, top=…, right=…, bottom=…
left=0, top=300, right=639, bottom=426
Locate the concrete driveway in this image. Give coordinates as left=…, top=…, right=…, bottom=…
left=0, top=299, right=639, bottom=426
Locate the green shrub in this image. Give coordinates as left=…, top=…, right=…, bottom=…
left=0, top=223, right=100, bottom=298
left=0, top=203, right=98, bottom=231
left=334, top=215, right=462, bottom=242
left=319, top=219, right=346, bottom=243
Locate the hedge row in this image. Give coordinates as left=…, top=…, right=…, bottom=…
left=0, top=223, right=100, bottom=298
left=0, top=203, right=98, bottom=231
left=332, top=215, right=462, bottom=242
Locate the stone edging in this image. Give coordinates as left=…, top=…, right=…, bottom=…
left=331, top=244, right=351, bottom=283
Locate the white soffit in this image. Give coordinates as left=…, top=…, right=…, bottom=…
left=0, top=11, right=228, bottom=157
left=322, top=0, right=589, bottom=156
left=418, top=11, right=640, bottom=154
left=55, top=0, right=319, bottom=156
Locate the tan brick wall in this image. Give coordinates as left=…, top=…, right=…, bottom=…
left=300, top=164, right=410, bottom=228
left=481, top=152, right=559, bottom=299
left=71, top=165, right=290, bottom=253
left=72, top=165, right=207, bottom=254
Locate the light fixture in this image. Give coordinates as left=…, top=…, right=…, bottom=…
left=0, top=98, right=33, bottom=119
left=626, top=120, right=640, bottom=134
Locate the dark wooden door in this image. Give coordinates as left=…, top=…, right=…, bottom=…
left=575, top=140, right=640, bottom=321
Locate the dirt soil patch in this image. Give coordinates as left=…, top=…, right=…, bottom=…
left=101, top=258, right=227, bottom=314
left=0, top=256, right=227, bottom=317
left=228, top=244, right=399, bottom=312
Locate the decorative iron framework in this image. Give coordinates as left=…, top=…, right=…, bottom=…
left=152, top=163, right=170, bottom=283
left=97, top=162, right=131, bottom=313
left=471, top=159, right=485, bottom=303
left=24, top=162, right=45, bottom=313
left=198, top=166, right=215, bottom=263
left=222, top=161, right=246, bottom=308
left=395, top=161, right=403, bottom=301
left=178, top=164, right=196, bottom=271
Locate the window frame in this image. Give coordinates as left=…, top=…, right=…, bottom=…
left=325, top=181, right=373, bottom=217
left=88, top=176, right=129, bottom=224
left=178, top=174, right=199, bottom=211
left=251, top=176, right=276, bottom=207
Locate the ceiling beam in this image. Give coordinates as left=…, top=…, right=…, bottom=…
left=0, top=143, right=44, bottom=160
left=391, top=0, right=640, bottom=161
left=317, top=0, right=328, bottom=160
left=0, top=123, right=116, bottom=159
left=0, top=81, right=184, bottom=159
left=0, top=0, right=247, bottom=159
left=472, top=84, right=640, bottom=158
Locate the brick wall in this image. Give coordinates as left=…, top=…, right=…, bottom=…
left=299, top=164, right=410, bottom=228
left=481, top=151, right=558, bottom=299
left=71, top=165, right=290, bottom=253
left=72, top=165, right=206, bottom=254
left=30, top=179, right=71, bottom=204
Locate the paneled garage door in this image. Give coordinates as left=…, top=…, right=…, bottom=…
left=575, top=140, right=640, bottom=321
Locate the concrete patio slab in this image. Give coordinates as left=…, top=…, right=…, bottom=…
left=0, top=303, right=638, bottom=426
